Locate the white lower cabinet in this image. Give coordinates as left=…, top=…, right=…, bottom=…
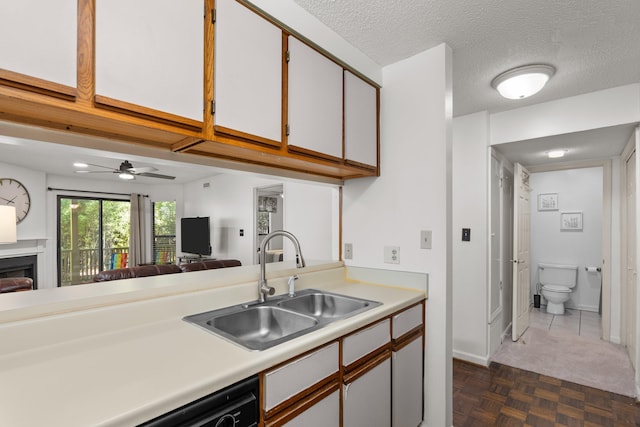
left=261, top=301, right=425, bottom=427
left=343, top=356, right=392, bottom=427
left=392, top=337, right=423, bottom=427
left=391, top=303, right=424, bottom=427
left=281, top=389, right=340, bottom=427
left=264, top=341, right=339, bottom=413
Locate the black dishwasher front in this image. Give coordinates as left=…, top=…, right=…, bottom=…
left=139, top=375, right=259, bottom=427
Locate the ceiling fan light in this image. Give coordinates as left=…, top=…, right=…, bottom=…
left=492, top=64, right=555, bottom=100
left=119, top=172, right=135, bottom=180
left=547, top=150, right=566, bottom=159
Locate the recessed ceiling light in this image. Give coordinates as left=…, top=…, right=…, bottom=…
left=492, top=64, right=555, bottom=99
left=73, top=162, right=88, bottom=168
left=547, top=150, right=566, bottom=159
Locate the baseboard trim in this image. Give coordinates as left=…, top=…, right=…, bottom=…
left=452, top=350, right=489, bottom=367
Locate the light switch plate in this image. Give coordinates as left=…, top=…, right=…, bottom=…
left=384, top=246, right=400, bottom=264
left=420, top=230, right=432, bottom=249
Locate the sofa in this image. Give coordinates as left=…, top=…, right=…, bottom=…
left=0, top=277, right=34, bottom=293
left=93, top=259, right=242, bottom=282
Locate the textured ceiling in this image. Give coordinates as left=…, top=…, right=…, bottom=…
left=293, top=0, right=640, bottom=117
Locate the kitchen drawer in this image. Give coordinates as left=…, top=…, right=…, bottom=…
left=392, top=304, right=423, bottom=339
left=281, top=389, right=339, bottom=427
left=264, top=341, right=339, bottom=411
left=342, top=318, right=390, bottom=367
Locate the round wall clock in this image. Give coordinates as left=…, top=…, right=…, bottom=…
left=0, top=178, right=31, bottom=223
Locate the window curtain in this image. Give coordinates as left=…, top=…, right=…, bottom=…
left=129, top=194, right=147, bottom=266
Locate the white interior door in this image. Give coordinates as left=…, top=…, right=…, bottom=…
left=512, top=163, right=531, bottom=341
left=626, top=150, right=637, bottom=368
left=489, top=155, right=502, bottom=322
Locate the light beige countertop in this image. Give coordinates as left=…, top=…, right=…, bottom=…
left=0, top=262, right=425, bottom=426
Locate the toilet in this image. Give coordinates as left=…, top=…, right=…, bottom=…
left=538, top=263, right=578, bottom=315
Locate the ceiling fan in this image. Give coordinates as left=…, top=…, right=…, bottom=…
left=74, top=160, right=176, bottom=180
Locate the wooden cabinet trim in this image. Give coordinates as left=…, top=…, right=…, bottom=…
left=263, top=372, right=339, bottom=421
left=213, top=125, right=280, bottom=148
left=76, top=0, right=95, bottom=103
left=342, top=342, right=392, bottom=375
left=0, top=69, right=76, bottom=101
left=287, top=144, right=343, bottom=164
left=392, top=327, right=424, bottom=352
left=265, top=339, right=340, bottom=376
left=344, top=158, right=378, bottom=172
left=343, top=348, right=391, bottom=385
left=242, top=3, right=380, bottom=90
left=94, top=95, right=203, bottom=132
left=203, top=0, right=215, bottom=140
left=264, top=381, right=339, bottom=427
left=182, top=140, right=372, bottom=180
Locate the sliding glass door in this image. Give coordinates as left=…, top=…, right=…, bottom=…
left=58, top=197, right=130, bottom=286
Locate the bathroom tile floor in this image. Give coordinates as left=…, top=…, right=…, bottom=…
left=530, top=306, right=602, bottom=339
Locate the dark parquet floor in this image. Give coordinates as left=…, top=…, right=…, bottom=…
left=453, top=359, right=640, bottom=426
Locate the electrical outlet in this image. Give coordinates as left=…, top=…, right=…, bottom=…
left=420, top=230, right=432, bottom=249
left=384, top=246, right=400, bottom=264
left=344, top=243, right=353, bottom=260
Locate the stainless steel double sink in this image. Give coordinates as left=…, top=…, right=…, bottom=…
left=184, top=289, right=381, bottom=351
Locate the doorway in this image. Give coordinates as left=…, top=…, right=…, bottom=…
left=488, top=157, right=612, bottom=357
left=491, top=160, right=635, bottom=395
left=254, top=184, right=284, bottom=265
left=621, top=141, right=638, bottom=370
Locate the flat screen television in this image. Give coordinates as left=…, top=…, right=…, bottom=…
left=181, top=217, right=211, bottom=256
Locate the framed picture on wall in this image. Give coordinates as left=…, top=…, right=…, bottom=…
left=561, top=211, right=583, bottom=231
left=538, top=193, right=558, bottom=211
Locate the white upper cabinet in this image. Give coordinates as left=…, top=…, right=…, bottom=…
left=214, top=0, right=282, bottom=145
left=287, top=36, right=343, bottom=160
left=0, top=0, right=77, bottom=89
left=344, top=70, right=378, bottom=168
left=95, top=0, right=204, bottom=123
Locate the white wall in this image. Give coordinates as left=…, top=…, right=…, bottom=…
left=182, top=173, right=338, bottom=266
left=0, top=161, right=48, bottom=288
left=452, top=112, right=489, bottom=364
left=343, top=44, right=453, bottom=427
left=490, top=83, right=640, bottom=145
left=0, top=161, right=47, bottom=240
left=530, top=168, right=603, bottom=311
left=284, top=181, right=339, bottom=262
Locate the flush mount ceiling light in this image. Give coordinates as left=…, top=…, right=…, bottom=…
left=118, top=172, right=135, bottom=180
left=547, top=150, right=567, bottom=159
left=73, top=162, right=88, bottom=168
left=491, top=64, right=555, bottom=100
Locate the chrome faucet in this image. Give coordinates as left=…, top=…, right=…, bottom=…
left=258, top=230, right=306, bottom=302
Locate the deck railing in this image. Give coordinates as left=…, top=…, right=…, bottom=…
left=60, top=247, right=128, bottom=286
left=60, top=244, right=177, bottom=286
